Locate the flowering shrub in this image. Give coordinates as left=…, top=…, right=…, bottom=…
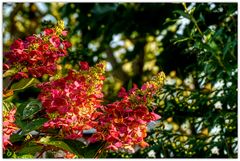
left=3, top=20, right=71, bottom=79
left=2, top=20, right=164, bottom=158
left=89, top=72, right=165, bottom=153
left=3, top=108, right=18, bottom=152
left=37, top=61, right=105, bottom=139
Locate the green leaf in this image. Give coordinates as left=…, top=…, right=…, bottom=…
left=3, top=101, right=15, bottom=112
left=63, top=140, right=106, bottom=158
left=174, top=10, right=190, bottom=19
left=80, top=142, right=106, bottom=158
left=17, top=154, right=34, bottom=159
left=22, top=100, right=42, bottom=120
left=127, top=79, right=133, bottom=91
left=15, top=117, right=26, bottom=130
left=16, top=99, right=42, bottom=120
left=17, top=142, right=43, bottom=156
left=22, top=118, right=48, bottom=134
left=10, top=133, right=25, bottom=143
left=38, top=137, right=105, bottom=158
left=3, top=68, right=18, bottom=78
left=11, top=78, right=40, bottom=91
left=3, top=77, right=13, bottom=90
left=38, top=137, right=85, bottom=158
left=172, top=37, right=193, bottom=44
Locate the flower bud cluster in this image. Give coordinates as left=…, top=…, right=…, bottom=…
left=4, top=20, right=71, bottom=79
left=89, top=72, right=165, bottom=153
left=3, top=108, right=18, bottom=151
left=3, top=19, right=166, bottom=155
left=37, top=62, right=106, bottom=139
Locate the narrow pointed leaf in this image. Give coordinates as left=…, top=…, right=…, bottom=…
left=11, top=78, right=40, bottom=91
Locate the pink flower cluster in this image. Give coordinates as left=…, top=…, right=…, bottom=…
left=3, top=19, right=166, bottom=155
left=3, top=108, right=18, bottom=152
left=4, top=20, right=71, bottom=79
left=37, top=59, right=164, bottom=153
left=89, top=72, right=165, bottom=153
left=37, top=62, right=105, bottom=139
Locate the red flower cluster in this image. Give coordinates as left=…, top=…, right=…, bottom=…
left=3, top=108, right=18, bottom=152
left=4, top=20, right=71, bottom=79
left=37, top=62, right=105, bottom=139
left=89, top=72, right=165, bottom=153
left=3, top=18, right=167, bottom=156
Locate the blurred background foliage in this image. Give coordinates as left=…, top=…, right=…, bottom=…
left=3, top=2, right=237, bottom=158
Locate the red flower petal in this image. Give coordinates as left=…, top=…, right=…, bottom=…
left=79, top=61, right=89, bottom=70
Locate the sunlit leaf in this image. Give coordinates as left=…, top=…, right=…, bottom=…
left=11, top=78, right=40, bottom=91
left=3, top=68, right=18, bottom=78
left=38, top=136, right=85, bottom=158
left=3, top=100, right=15, bottom=112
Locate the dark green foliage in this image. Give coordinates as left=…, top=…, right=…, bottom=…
left=3, top=2, right=237, bottom=158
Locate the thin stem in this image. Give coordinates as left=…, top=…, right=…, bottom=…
left=36, top=147, right=46, bottom=158
left=94, top=141, right=107, bottom=158
left=3, top=77, right=13, bottom=91
left=182, top=3, right=205, bottom=41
